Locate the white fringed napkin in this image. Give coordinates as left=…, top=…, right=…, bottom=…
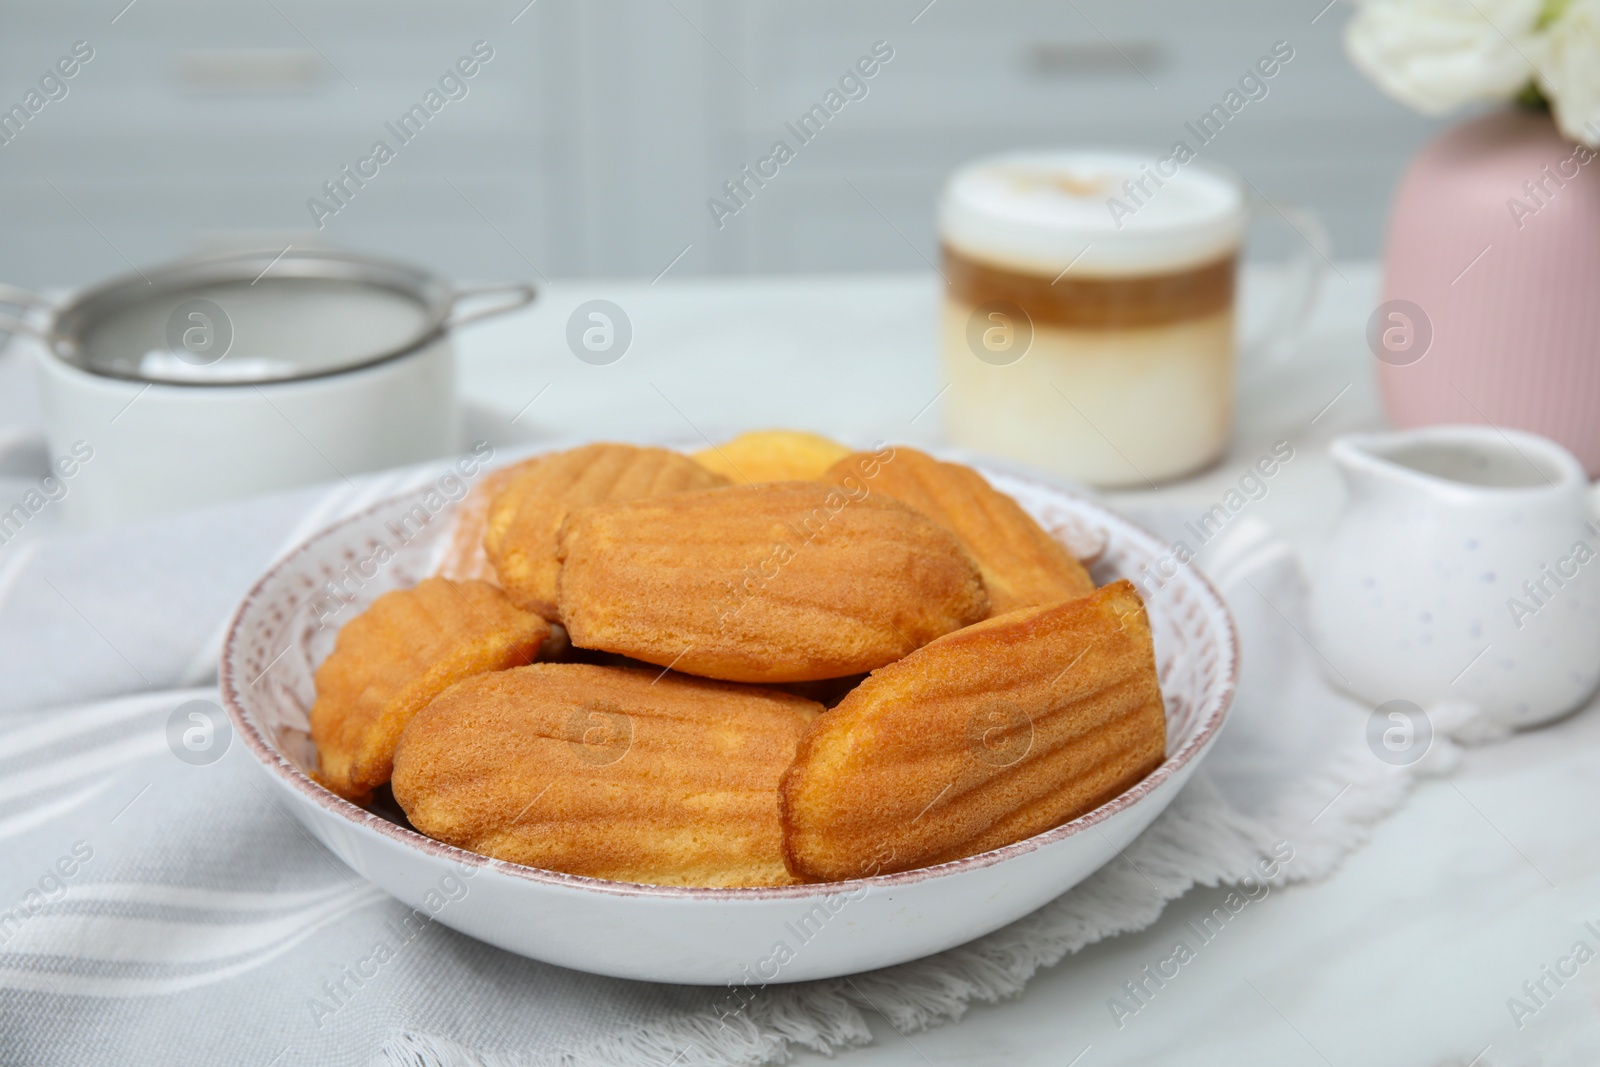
left=0, top=466, right=1459, bottom=1066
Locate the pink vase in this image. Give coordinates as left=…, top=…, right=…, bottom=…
left=1378, top=108, right=1600, bottom=476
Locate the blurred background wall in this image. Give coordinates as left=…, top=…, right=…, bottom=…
left=0, top=0, right=1442, bottom=287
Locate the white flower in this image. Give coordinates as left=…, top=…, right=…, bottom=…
left=1344, top=0, right=1546, bottom=114
left=1542, top=0, right=1600, bottom=146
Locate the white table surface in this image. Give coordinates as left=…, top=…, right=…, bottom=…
left=4, top=263, right=1595, bottom=1063
left=450, top=263, right=1600, bottom=1066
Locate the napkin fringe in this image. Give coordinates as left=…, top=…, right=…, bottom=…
left=1274, top=737, right=1419, bottom=883
left=376, top=992, right=873, bottom=1067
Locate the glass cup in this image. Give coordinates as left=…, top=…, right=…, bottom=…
left=938, top=150, right=1327, bottom=487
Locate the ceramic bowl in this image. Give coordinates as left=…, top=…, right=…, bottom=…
left=220, top=458, right=1237, bottom=985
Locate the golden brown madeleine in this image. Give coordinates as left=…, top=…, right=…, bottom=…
left=435, top=458, right=540, bottom=584
left=779, top=580, right=1165, bottom=881
left=483, top=443, right=729, bottom=619
left=693, top=429, right=853, bottom=485
left=391, top=663, right=823, bottom=887
left=309, top=578, right=550, bottom=804
left=823, top=446, right=1095, bottom=616
left=558, top=482, right=990, bottom=683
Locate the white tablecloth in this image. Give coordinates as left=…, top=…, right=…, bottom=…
left=1, top=263, right=1594, bottom=1065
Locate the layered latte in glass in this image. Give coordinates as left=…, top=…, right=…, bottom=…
left=939, top=151, right=1247, bottom=487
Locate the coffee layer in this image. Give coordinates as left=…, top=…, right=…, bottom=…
left=944, top=246, right=1235, bottom=330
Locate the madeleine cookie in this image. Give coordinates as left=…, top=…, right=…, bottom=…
left=779, top=580, right=1166, bottom=882
left=391, top=664, right=822, bottom=887
left=484, top=443, right=729, bottom=619
left=435, top=457, right=541, bottom=585
left=309, top=578, right=550, bottom=804
left=824, top=446, right=1095, bottom=615
left=558, top=482, right=990, bottom=683
left=693, top=430, right=853, bottom=485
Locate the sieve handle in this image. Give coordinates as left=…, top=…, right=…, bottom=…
left=445, top=282, right=538, bottom=330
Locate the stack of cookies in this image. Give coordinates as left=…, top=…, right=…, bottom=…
left=308, top=432, right=1166, bottom=887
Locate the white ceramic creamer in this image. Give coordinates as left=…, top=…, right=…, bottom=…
left=1312, top=425, right=1600, bottom=729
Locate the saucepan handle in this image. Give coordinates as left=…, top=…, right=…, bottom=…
left=0, top=284, right=54, bottom=345
left=0, top=426, right=50, bottom=480
left=445, top=282, right=538, bottom=330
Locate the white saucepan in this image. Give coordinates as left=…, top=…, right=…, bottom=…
left=0, top=248, right=534, bottom=528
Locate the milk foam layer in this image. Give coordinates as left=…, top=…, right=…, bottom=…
left=939, top=151, right=1246, bottom=278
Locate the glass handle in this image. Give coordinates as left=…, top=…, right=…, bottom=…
left=1239, top=198, right=1330, bottom=368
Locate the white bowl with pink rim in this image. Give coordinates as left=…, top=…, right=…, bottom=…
left=219, top=452, right=1237, bottom=985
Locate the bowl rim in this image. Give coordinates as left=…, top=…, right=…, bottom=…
left=220, top=461, right=1238, bottom=902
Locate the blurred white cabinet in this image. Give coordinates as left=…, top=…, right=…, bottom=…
left=0, top=0, right=1440, bottom=287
